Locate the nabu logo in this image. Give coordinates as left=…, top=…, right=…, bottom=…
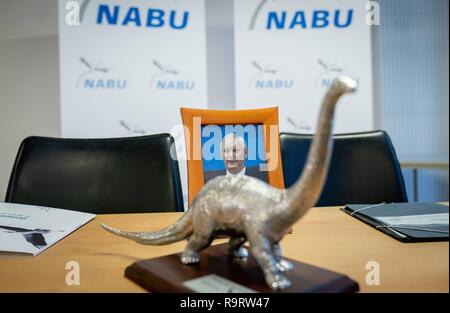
left=249, top=0, right=353, bottom=30
left=76, top=57, right=126, bottom=90
left=149, top=60, right=194, bottom=91
left=249, top=61, right=293, bottom=90
left=96, top=4, right=189, bottom=29
left=119, top=119, right=149, bottom=136
left=315, top=59, right=357, bottom=88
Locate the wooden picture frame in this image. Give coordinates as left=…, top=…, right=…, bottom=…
left=180, top=107, right=285, bottom=206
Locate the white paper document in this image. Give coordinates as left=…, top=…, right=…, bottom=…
left=0, top=202, right=95, bottom=256
left=374, top=213, right=449, bottom=226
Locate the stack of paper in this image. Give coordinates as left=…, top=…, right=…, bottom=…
left=0, top=202, right=95, bottom=257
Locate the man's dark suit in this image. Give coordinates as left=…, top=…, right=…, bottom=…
left=203, top=166, right=268, bottom=184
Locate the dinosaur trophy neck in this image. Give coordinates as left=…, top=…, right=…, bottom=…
left=281, top=76, right=357, bottom=225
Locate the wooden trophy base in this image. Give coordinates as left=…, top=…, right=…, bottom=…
left=125, top=243, right=359, bottom=293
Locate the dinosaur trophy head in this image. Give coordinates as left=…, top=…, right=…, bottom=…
left=329, top=75, right=357, bottom=97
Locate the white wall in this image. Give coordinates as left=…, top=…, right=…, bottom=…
left=374, top=0, right=449, bottom=202
left=0, top=0, right=60, bottom=198
left=205, top=0, right=235, bottom=109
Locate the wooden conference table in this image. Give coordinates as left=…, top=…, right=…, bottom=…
left=0, top=206, right=448, bottom=292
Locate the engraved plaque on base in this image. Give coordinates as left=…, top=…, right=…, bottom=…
left=125, top=243, right=359, bottom=293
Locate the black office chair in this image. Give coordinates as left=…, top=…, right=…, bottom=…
left=280, top=130, right=408, bottom=206
left=5, top=134, right=184, bottom=214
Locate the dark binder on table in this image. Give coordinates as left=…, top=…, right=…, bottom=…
left=341, top=203, right=449, bottom=243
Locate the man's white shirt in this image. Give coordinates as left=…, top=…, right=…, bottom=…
left=226, top=167, right=246, bottom=177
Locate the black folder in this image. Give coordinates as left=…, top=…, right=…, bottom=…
left=341, top=203, right=449, bottom=243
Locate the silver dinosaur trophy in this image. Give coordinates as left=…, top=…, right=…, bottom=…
left=102, top=76, right=357, bottom=290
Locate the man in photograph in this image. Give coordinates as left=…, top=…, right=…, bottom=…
left=203, top=133, right=268, bottom=183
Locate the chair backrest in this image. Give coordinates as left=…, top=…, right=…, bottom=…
left=5, top=134, right=184, bottom=214
left=280, top=130, right=408, bottom=206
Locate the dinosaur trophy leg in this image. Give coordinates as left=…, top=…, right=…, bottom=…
left=181, top=232, right=213, bottom=264
left=181, top=218, right=214, bottom=264
left=227, top=237, right=249, bottom=258
left=180, top=219, right=215, bottom=264
left=246, top=232, right=292, bottom=289
left=272, top=243, right=293, bottom=273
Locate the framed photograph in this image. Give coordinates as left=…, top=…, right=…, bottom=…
left=180, top=107, right=284, bottom=205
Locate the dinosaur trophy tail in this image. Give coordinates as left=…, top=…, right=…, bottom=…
left=101, top=208, right=193, bottom=245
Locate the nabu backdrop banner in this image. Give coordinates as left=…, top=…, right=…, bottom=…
left=234, top=0, right=374, bottom=133
left=58, top=0, right=208, bottom=207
